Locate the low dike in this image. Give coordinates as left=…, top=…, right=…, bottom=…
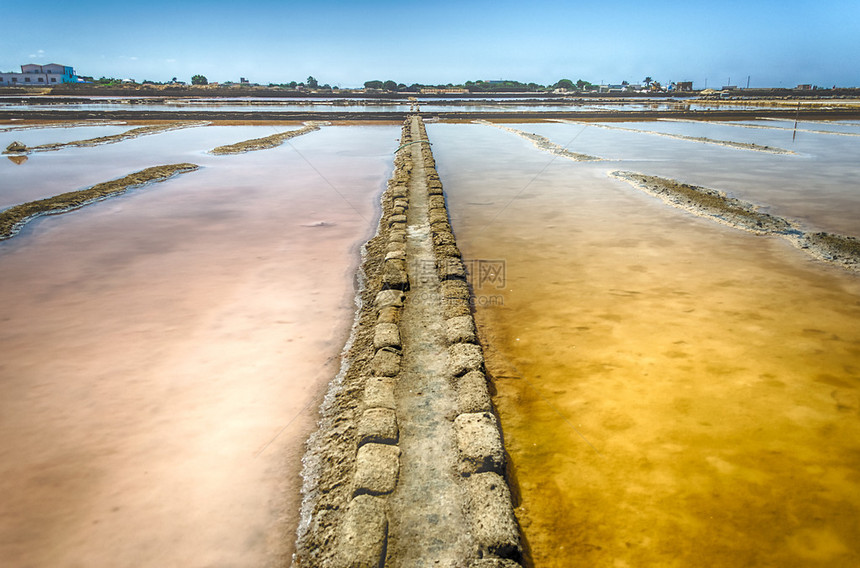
left=293, top=116, right=524, bottom=567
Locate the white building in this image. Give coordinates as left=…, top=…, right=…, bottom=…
left=0, top=63, right=77, bottom=86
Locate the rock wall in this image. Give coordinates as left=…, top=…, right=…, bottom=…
left=293, top=117, right=523, bottom=567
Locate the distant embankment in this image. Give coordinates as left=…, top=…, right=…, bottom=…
left=3, top=108, right=860, bottom=123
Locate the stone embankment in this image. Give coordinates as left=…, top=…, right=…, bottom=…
left=0, top=164, right=199, bottom=240
left=293, top=116, right=524, bottom=567
left=612, top=171, right=860, bottom=272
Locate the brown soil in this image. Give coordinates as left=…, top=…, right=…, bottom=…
left=0, top=164, right=199, bottom=240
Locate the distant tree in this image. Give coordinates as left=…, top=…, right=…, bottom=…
left=306, top=76, right=319, bottom=88
left=397, top=83, right=407, bottom=91
left=364, top=80, right=384, bottom=90
left=383, top=80, right=398, bottom=91
left=288, top=81, right=298, bottom=88
left=575, top=79, right=593, bottom=90
left=191, top=75, right=208, bottom=85
left=554, top=79, right=574, bottom=90
left=643, top=76, right=652, bottom=87
left=621, top=80, right=629, bottom=86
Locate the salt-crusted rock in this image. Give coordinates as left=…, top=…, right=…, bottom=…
left=371, top=348, right=402, bottom=377
left=456, top=371, right=492, bottom=414
left=448, top=343, right=484, bottom=377
left=454, top=412, right=505, bottom=475
left=373, top=323, right=402, bottom=350
left=363, top=376, right=397, bottom=410
left=465, top=472, right=522, bottom=559
left=447, top=315, right=477, bottom=345
left=358, top=408, right=399, bottom=446
left=353, top=443, right=401, bottom=496
left=375, top=290, right=404, bottom=311
left=4, top=141, right=27, bottom=154
left=338, top=494, right=389, bottom=567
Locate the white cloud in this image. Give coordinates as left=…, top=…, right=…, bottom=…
left=28, top=49, right=46, bottom=59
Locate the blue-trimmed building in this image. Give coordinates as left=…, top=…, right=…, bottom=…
left=0, top=64, right=78, bottom=86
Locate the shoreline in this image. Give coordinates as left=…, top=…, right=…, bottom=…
left=3, top=107, right=860, bottom=124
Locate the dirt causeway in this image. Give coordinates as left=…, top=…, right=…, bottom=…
left=293, top=116, right=524, bottom=567
left=3, top=122, right=208, bottom=153
left=0, top=164, right=199, bottom=240
left=210, top=122, right=324, bottom=154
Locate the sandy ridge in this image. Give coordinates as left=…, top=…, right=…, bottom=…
left=3, top=121, right=209, bottom=154
left=475, top=119, right=603, bottom=161
left=611, top=170, right=859, bottom=272
left=0, top=120, right=127, bottom=133
left=209, top=121, right=327, bottom=155
left=658, top=117, right=860, bottom=137
left=559, top=120, right=796, bottom=154
left=0, top=163, right=199, bottom=240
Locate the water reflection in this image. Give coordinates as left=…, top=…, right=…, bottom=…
left=7, top=154, right=27, bottom=165
left=429, top=123, right=860, bottom=567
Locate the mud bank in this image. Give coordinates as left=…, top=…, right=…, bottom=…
left=2, top=121, right=208, bottom=154
left=611, top=171, right=860, bottom=272
left=293, top=117, right=524, bottom=566
left=563, top=120, right=796, bottom=154
left=210, top=122, right=324, bottom=154
left=0, top=119, right=126, bottom=133
left=475, top=120, right=602, bottom=161
left=0, top=163, right=198, bottom=240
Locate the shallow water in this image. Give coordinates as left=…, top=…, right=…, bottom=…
left=429, top=123, right=860, bottom=567
left=0, top=125, right=397, bottom=566
left=512, top=120, right=860, bottom=236
left=0, top=124, right=310, bottom=207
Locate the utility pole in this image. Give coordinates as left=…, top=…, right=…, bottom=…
left=747, top=75, right=750, bottom=89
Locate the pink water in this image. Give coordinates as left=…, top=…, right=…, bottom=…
left=0, top=124, right=397, bottom=566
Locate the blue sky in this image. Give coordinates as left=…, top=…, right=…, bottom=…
left=2, top=0, right=858, bottom=88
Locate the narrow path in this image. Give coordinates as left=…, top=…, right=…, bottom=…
left=292, top=116, right=523, bottom=568
left=386, top=117, right=472, bottom=565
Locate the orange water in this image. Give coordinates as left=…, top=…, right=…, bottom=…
left=431, top=122, right=860, bottom=567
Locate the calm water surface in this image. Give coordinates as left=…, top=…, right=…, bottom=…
left=430, top=123, right=860, bottom=567
left=520, top=120, right=860, bottom=235
left=0, top=124, right=397, bottom=567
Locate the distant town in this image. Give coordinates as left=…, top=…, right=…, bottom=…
left=0, top=62, right=847, bottom=95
